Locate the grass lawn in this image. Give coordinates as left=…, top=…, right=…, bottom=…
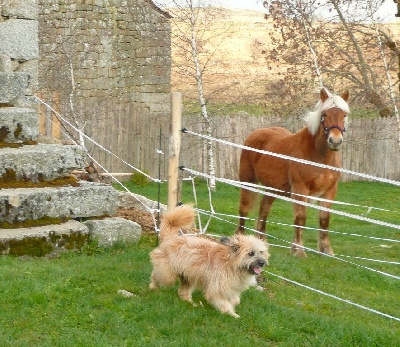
left=1, top=180, right=399, bottom=346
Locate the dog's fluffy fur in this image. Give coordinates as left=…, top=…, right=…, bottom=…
left=149, top=205, right=270, bottom=318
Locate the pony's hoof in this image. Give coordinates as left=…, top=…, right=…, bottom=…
left=322, top=249, right=334, bottom=256
left=319, top=244, right=334, bottom=256
left=291, top=247, right=307, bottom=258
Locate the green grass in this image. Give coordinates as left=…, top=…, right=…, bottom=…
left=1, top=180, right=399, bottom=346
left=182, top=100, right=381, bottom=119
left=183, top=100, right=269, bottom=117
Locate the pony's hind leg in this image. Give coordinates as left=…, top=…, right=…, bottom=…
left=256, top=195, right=276, bottom=239
left=236, top=187, right=257, bottom=234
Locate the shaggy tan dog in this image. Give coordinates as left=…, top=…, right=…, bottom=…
left=149, top=205, right=270, bottom=318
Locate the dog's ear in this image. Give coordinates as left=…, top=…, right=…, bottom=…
left=220, top=236, right=231, bottom=245
left=220, top=236, right=241, bottom=253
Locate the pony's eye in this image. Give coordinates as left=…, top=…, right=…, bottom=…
left=248, top=251, right=255, bottom=256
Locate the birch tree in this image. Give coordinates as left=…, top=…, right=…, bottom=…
left=263, top=0, right=399, bottom=118
left=156, top=0, right=230, bottom=190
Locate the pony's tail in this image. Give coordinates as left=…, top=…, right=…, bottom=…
left=159, top=204, right=196, bottom=242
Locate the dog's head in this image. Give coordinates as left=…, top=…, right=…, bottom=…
left=220, top=235, right=270, bottom=275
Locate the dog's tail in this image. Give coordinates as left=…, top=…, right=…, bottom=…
left=159, top=204, right=196, bottom=241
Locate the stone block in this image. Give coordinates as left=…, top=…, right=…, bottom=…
left=0, top=55, right=12, bottom=73
left=0, top=144, right=87, bottom=182
left=0, top=220, right=89, bottom=256
left=0, top=107, right=38, bottom=143
left=11, top=96, right=39, bottom=109
left=0, top=72, right=30, bottom=103
left=0, top=182, right=119, bottom=224
left=84, top=217, right=142, bottom=246
left=0, top=19, right=38, bottom=60
left=2, top=0, right=39, bottom=20
left=18, top=59, right=39, bottom=95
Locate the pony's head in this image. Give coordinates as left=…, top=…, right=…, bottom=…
left=305, top=88, right=350, bottom=151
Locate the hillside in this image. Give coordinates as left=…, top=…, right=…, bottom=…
left=170, top=8, right=400, bottom=105
left=171, top=9, right=276, bottom=103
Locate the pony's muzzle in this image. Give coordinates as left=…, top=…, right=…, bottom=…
left=328, top=134, right=343, bottom=150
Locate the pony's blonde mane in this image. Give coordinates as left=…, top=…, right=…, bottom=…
left=305, top=89, right=350, bottom=136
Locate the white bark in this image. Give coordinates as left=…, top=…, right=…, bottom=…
left=62, top=44, right=86, bottom=148
left=302, top=20, right=323, bottom=88
left=187, top=2, right=217, bottom=190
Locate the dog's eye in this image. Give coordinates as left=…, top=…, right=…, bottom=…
left=248, top=251, right=255, bottom=256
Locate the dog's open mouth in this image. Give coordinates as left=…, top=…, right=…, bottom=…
left=250, top=266, right=262, bottom=275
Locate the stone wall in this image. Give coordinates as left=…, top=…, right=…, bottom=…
left=38, top=0, right=172, bottom=174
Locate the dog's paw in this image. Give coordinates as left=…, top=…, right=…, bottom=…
left=190, top=300, right=203, bottom=308
left=149, top=282, right=158, bottom=290
left=230, top=312, right=240, bottom=318
left=117, top=289, right=135, bottom=297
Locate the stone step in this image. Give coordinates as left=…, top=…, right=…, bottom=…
left=0, top=144, right=87, bottom=183
left=0, top=107, right=38, bottom=143
left=0, top=217, right=142, bottom=257
left=84, top=217, right=142, bottom=247
left=0, top=181, right=119, bottom=224
left=0, top=220, right=89, bottom=257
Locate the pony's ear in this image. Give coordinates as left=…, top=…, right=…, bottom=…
left=320, top=88, right=329, bottom=102
left=341, top=89, right=349, bottom=102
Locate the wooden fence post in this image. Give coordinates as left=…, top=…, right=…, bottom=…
left=51, top=92, right=61, bottom=139
left=168, top=92, right=182, bottom=210
left=37, top=92, right=47, bottom=136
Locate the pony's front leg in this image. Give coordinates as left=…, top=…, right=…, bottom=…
left=318, top=208, right=334, bottom=256
left=292, top=201, right=307, bottom=257
left=318, top=187, right=336, bottom=256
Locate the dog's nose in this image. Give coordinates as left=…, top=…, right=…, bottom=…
left=258, top=260, right=266, bottom=267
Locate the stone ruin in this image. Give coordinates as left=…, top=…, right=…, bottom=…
left=0, top=0, right=142, bottom=256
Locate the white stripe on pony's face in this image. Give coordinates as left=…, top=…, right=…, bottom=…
left=305, top=88, right=350, bottom=138
left=322, top=108, right=347, bottom=151
left=320, top=88, right=350, bottom=151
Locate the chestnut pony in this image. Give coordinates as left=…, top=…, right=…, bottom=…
left=235, top=88, right=350, bottom=257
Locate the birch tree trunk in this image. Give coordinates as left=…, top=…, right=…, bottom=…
left=63, top=44, right=86, bottom=147
left=157, top=0, right=219, bottom=190
left=188, top=3, right=216, bottom=190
